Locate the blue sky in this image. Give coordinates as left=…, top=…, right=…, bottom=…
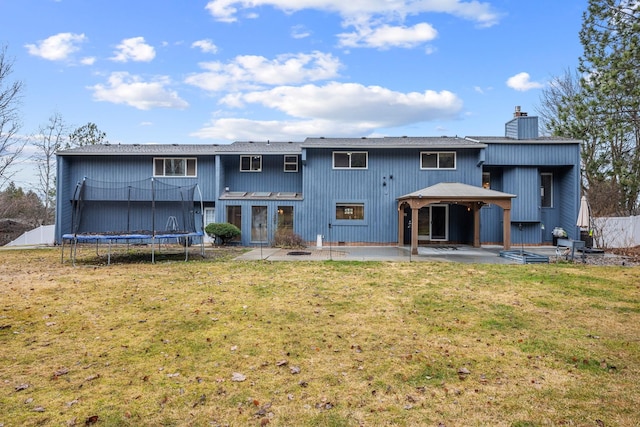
left=4, top=0, right=586, bottom=189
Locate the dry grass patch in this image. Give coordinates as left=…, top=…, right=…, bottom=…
left=0, top=248, right=639, bottom=426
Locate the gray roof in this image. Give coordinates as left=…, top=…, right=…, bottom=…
left=214, top=141, right=302, bottom=154
left=57, top=134, right=575, bottom=157
left=56, top=143, right=224, bottom=156
left=56, top=141, right=304, bottom=156
left=302, top=136, right=486, bottom=149
left=398, top=182, right=516, bottom=200
left=466, top=136, right=581, bottom=144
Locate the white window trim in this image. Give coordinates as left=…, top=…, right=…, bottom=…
left=284, top=155, right=298, bottom=172
left=332, top=151, right=368, bottom=169
left=240, top=155, right=262, bottom=172
left=420, top=152, right=456, bottom=170
left=334, top=202, right=366, bottom=222
left=153, top=157, right=197, bottom=177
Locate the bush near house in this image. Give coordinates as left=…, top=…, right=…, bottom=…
left=272, top=229, right=306, bottom=248
left=204, top=222, right=241, bottom=245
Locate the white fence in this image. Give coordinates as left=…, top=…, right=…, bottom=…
left=5, top=225, right=55, bottom=247
left=592, top=216, right=640, bottom=248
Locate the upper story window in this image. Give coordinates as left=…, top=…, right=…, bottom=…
left=240, top=155, right=262, bottom=172
left=333, top=151, right=368, bottom=169
left=154, top=158, right=197, bottom=177
left=284, top=155, right=298, bottom=172
left=421, top=152, right=456, bottom=170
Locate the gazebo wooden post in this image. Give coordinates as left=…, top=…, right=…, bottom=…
left=397, top=205, right=404, bottom=246
left=503, top=207, right=511, bottom=250
left=411, top=206, right=419, bottom=255
left=473, top=203, right=481, bottom=247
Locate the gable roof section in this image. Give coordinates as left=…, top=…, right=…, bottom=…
left=466, top=136, right=581, bottom=144
left=56, top=143, right=223, bottom=156
left=56, top=141, right=304, bottom=156
left=215, top=141, right=302, bottom=154
left=56, top=137, right=486, bottom=157
left=398, top=182, right=516, bottom=201
left=302, top=136, right=486, bottom=149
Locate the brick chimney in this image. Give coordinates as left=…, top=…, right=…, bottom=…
left=513, top=105, right=528, bottom=117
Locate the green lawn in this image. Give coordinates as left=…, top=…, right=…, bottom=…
left=1, top=248, right=639, bottom=426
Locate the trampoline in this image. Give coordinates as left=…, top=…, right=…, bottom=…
left=61, top=177, right=205, bottom=265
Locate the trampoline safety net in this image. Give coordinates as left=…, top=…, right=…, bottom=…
left=62, top=177, right=205, bottom=264
left=70, top=177, right=201, bottom=236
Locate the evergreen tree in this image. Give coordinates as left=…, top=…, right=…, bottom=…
left=67, top=122, right=107, bottom=148
left=578, top=0, right=640, bottom=215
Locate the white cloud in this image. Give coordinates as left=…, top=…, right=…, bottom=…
left=111, top=37, right=156, bottom=62
left=193, top=82, right=463, bottom=140
left=191, top=118, right=353, bottom=140
left=424, top=45, right=437, bottom=55
left=291, top=25, right=311, bottom=39
left=205, top=0, right=502, bottom=28
left=185, top=51, right=342, bottom=91
left=192, top=39, right=219, bottom=54
left=338, top=22, right=437, bottom=49
left=89, top=72, right=188, bottom=110
left=25, top=32, right=87, bottom=61
left=227, top=82, right=462, bottom=123
left=506, top=72, right=544, bottom=91
left=80, top=57, right=96, bottom=65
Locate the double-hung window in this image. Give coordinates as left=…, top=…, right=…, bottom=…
left=333, top=152, right=368, bottom=169
left=154, top=158, right=197, bottom=177
left=284, top=155, right=298, bottom=172
left=240, top=155, right=262, bottom=172
left=420, top=152, right=456, bottom=169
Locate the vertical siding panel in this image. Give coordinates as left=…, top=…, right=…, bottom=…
left=299, top=147, right=483, bottom=244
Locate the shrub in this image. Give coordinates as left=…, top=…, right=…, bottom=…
left=272, top=229, right=306, bottom=248
left=205, top=222, right=241, bottom=245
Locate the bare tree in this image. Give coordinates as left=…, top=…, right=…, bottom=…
left=537, top=69, right=612, bottom=213
left=32, top=112, right=67, bottom=224
left=0, top=45, right=25, bottom=190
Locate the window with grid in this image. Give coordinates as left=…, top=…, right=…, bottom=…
left=154, top=158, right=197, bottom=177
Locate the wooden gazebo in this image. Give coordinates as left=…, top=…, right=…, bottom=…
left=397, top=182, right=516, bottom=255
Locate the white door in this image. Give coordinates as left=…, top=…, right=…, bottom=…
left=203, top=207, right=215, bottom=243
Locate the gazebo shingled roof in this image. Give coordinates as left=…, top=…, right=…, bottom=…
left=397, top=182, right=516, bottom=254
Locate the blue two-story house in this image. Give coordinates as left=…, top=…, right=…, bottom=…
left=55, top=108, right=582, bottom=253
